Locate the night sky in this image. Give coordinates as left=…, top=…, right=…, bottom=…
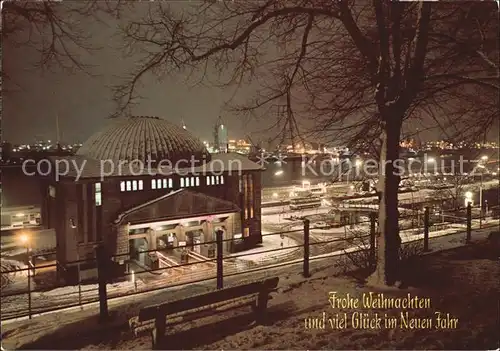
left=2, top=2, right=498, bottom=146
left=2, top=4, right=262, bottom=145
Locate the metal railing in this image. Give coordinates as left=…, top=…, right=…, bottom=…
left=1, top=204, right=497, bottom=321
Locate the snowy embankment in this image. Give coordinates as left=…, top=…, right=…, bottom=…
left=228, top=231, right=300, bottom=265
left=1, top=259, right=28, bottom=291
left=2, top=226, right=499, bottom=350
left=1, top=219, right=497, bottom=321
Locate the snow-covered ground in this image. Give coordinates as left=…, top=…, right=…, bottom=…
left=2, top=223, right=498, bottom=350
left=228, top=231, right=300, bottom=265
left=1, top=217, right=497, bottom=321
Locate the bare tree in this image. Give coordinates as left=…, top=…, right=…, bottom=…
left=114, top=1, right=499, bottom=286
left=1, top=0, right=127, bottom=89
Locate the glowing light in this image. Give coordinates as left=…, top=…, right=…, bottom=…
left=15, top=213, right=25, bottom=218
left=274, top=170, right=284, bottom=176
left=465, top=191, right=473, bottom=198
left=19, top=233, right=29, bottom=244
left=272, top=192, right=278, bottom=198
left=480, top=155, right=488, bottom=161
left=355, top=159, right=362, bottom=167
left=427, top=157, right=436, bottom=163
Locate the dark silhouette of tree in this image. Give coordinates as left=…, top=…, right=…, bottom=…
left=1, top=0, right=127, bottom=89
left=110, top=1, right=498, bottom=286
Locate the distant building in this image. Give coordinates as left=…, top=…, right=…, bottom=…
left=41, top=116, right=263, bottom=282
left=213, top=116, right=228, bottom=153
left=228, top=139, right=251, bottom=154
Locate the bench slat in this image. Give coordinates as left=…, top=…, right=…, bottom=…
left=139, top=277, right=279, bottom=322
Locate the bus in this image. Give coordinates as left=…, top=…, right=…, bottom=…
left=290, top=196, right=322, bottom=210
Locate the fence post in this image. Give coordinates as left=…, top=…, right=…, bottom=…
left=303, top=219, right=310, bottom=278
left=466, top=203, right=472, bottom=243
left=369, top=212, right=376, bottom=267
left=27, top=248, right=32, bottom=319
left=96, top=246, right=109, bottom=323
left=216, top=229, right=224, bottom=290
left=423, top=207, right=430, bottom=252
left=77, top=258, right=82, bottom=310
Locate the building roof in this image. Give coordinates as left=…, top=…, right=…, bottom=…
left=76, top=116, right=209, bottom=165
left=48, top=152, right=262, bottom=179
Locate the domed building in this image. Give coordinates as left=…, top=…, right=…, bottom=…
left=42, top=116, right=262, bottom=282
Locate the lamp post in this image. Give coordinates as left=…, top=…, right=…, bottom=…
left=20, top=233, right=31, bottom=319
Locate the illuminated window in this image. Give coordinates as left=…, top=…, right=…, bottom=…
left=206, top=176, right=211, bottom=185
left=250, top=207, right=254, bottom=218
left=185, top=177, right=190, bottom=187
left=181, top=178, right=185, bottom=187
left=120, top=181, right=126, bottom=192
left=220, top=175, right=224, bottom=184
left=244, top=208, right=248, bottom=219
left=168, top=178, right=173, bottom=188
left=243, top=228, right=250, bottom=237
left=151, top=179, right=156, bottom=189
left=132, top=180, right=138, bottom=191
left=211, top=176, right=215, bottom=185
left=215, top=176, right=219, bottom=185
left=95, top=183, right=102, bottom=206
left=163, top=179, right=167, bottom=188
left=196, top=177, right=200, bottom=186
left=126, top=181, right=132, bottom=191
left=191, top=177, right=195, bottom=186
left=138, top=180, right=143, bottom=190
left=157, top=179, right=162, bottom=189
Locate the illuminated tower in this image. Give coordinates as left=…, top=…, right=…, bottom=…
left=213, top=116, right=228, bottom=153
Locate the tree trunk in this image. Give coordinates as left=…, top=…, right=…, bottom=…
left=367, top=120, right=402, bottom=287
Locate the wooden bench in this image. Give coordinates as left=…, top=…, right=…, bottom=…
left=129, top=277, right=279, bottom=349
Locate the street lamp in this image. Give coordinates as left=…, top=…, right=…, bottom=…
left=20, top=233, right=32, bottom=319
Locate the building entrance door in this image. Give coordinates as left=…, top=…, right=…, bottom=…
left=185, top=230, right=202, bottom=253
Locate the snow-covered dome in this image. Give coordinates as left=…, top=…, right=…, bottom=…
left=77, top=116, right=210, bottom=164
